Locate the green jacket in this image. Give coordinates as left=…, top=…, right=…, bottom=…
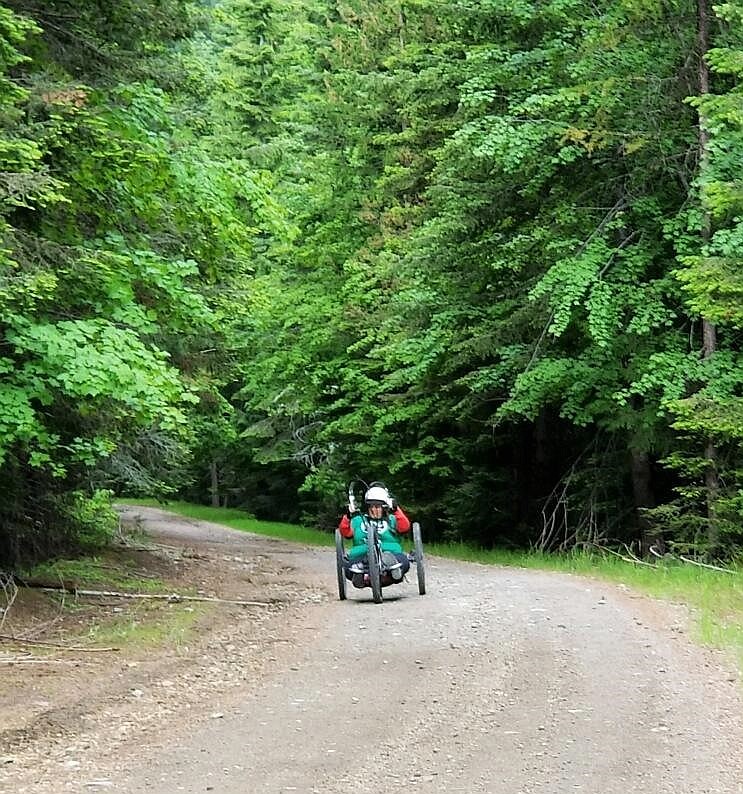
left=348, top=513, right=403, bottom=561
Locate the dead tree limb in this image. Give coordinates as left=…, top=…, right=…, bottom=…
left=35, top=586, right=277, bottom=607
left=649, top=546, right=736, bottom=574
left=0, top=572, right=18, bottom=632
left=0, top=658, right=97, bottom=665
left=0, top=634, right=118, bottom=652
left=679, top=555, right=737, bottom=574
left=599, top=545, right=658, bottom=568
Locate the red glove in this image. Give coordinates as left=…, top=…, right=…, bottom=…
left=393, top=506, right=410, bottom=532
left=338, top=513, right=353, bottom=538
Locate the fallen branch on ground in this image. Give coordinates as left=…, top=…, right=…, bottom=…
left=679, top=556, right=737, bottom=574
left=0, top=634, right=118, bottom=652
left=650, top=547, right=737, bottom=574
left=35, top=586, right=277, bottom=607
left=0, top=657, right=96, bottom=665
left=598, top=545, right=657, bottom=568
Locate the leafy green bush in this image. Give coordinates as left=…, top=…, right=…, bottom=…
left=60, top=490, right=120, bottom=551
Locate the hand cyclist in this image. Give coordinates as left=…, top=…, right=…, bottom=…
left=338, top=484, right=411, bottom=588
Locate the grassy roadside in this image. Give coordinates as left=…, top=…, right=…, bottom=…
left=120, top=499, right=743, bottom=671
left=14, top=532, right=208, bottom=653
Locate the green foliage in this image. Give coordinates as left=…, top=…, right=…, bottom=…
left=59, top=489, right=120, bottom=550
left=0, top=0, right=286, bottom=565
left=24, top=553, right=165, bottom=593
left=2, top=0, right=743, bottom=563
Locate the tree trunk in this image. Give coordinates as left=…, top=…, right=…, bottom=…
left=629, top=449, right=659, bottom=554
left=697, top=0, right=720, bottom=552
left=210, top=460, right=220, bottom=507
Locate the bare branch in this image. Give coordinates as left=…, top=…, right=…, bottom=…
left=35, top=586, right=278, bottom=607
left=599, top=545, right=658, bottom=568
left=679, top=556, right=737, bottom=575
left=0, top=635, right=117, bottom=652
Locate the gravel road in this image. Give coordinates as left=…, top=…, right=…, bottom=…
left=3, top=507, right=743, bottom=793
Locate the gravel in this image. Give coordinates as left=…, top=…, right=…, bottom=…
left=2, top=507, right=742, bottom=794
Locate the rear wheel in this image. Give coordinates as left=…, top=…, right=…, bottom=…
left=413, top=522, right=426, bottom=595
left=366, top=524, right=383, bottom=603
left=335, top=529, right=347, bottom=601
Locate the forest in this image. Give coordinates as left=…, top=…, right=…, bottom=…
left=0, top=0, right=741, bottom=566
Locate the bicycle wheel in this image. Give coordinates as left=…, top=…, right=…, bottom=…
left=335, top=529, right=347, bottom=601
left=366, top=524, right=383, bottom=603
left=413, top=522, right=426, bottom=595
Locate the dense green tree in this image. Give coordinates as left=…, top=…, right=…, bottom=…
left=0, top=1, right=284, bottom=564
left=228, top=0, right=743, bottom=555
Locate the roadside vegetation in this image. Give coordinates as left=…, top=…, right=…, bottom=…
left=81, top=602, right=205, bottom=652
left=23, top=556, right=166, bottom=593
left=7, top=529, right=211, bottom=654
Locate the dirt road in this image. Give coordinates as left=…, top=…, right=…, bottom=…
left=2, top=507, right=743, bottom=793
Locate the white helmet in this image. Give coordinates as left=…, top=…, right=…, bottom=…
left=364, top=485, right=392, bottom=508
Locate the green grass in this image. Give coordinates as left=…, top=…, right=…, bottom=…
left=84, top=601, right=206, bottom=650
left=119, top=499, right=743, bottom=671
left=18, top=544, right=203, bottom=652
left=24, top=555, right=165, bottom=593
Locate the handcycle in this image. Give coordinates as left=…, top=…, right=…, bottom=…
left=334, top=479, right=426, bottom=603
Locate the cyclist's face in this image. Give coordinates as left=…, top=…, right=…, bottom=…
left=368, top=503, right=384, bottom=519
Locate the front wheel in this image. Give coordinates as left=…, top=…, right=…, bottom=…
left=335, top=529, right=347, bottom=601
left=413, top=522, right=426, bottom=595
left=366, top=524, right=383, bottom=603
